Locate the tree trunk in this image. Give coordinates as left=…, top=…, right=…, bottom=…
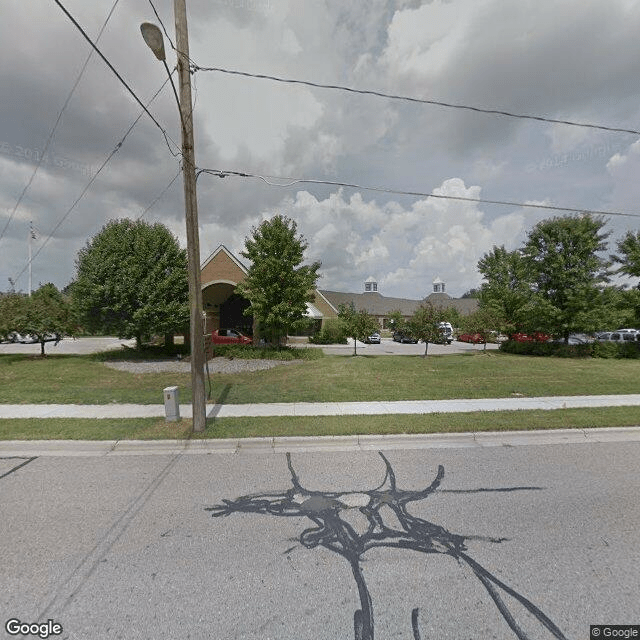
left=353, top=336, right=357, bottom=356
left=423, top=341, right=429, bottom=357
left=40, top=340, right=46, bottom=357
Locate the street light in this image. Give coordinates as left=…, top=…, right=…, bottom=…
left=140, top=16, right=207, bottom=433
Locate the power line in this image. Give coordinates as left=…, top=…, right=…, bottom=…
left=147, top=0, right=176, bottom=52
left=194, top=65, right=640, bottom=138
left=12, top=78, right=174, bottom=285
left=198, top=168, right=640, bottom=219
left=137, top=168, right=182, bottom=220
left=53, top=0, right=181, bottom=157
left=0, top=0, right=121, bottom=244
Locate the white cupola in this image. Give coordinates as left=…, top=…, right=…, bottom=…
left=364, top=276, right=378, bottom=293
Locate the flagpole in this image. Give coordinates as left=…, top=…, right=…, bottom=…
left=28, top=221, right=32, bottom=297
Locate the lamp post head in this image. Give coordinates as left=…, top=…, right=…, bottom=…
left=140, top=22, right=166, bottom=61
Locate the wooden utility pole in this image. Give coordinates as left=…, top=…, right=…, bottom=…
left=174, top=0, right=207, bottom=432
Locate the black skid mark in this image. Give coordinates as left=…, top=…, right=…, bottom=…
left=206, top=452, right=568, bottom=640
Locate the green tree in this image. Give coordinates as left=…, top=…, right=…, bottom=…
left=613, top=230, right=640, bottom=281
left=22, top=284, right=73, bottom=356
left=0, top=293, right=26, bottom=342
left=522, top=215, right=612, bottom=342
left=338, top=303, right=379, bottom=355
left=408, top=303, right=444, bottom=356
left=386, top=309, right=407, bottom=335
left=235, top=215, right=321, bottom=346
left=477, top=246, right=530, bottom=334
left=72, top=219, right=189, bottom=348
left=461, top=307, right=502, bottom=351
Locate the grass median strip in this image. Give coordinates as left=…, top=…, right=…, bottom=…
left=0, top=406, right=638, bottom=440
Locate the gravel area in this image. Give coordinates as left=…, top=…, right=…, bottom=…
left=102, top=357, right=302, bottom=374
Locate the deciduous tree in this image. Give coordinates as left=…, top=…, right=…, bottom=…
left=408, top=303, right=444, bottom=356
left=522, top=215, right=612, bottom=342
left=235, top=215, right=321, bottom=345
left=72, top=219, right=189, bottom=348
left=613, top=230, right=640, bottom=281
left=477, top=246, right=530, bottom=334
left=338, top=303, right=379, bottom=355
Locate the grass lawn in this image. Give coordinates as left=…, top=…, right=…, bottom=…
left=1, top=350, right=639, bottom=405
left=0, top=406, right=637, bottom=440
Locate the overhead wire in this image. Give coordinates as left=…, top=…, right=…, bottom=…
left=147, top=0, right=176, bottom=52
left=0, top=0, right=121, bottom=244
left=53, top=0, right=181, bottom=158
left=193, top=65, right=640, bottom=138
left=12, top=77, right=177, bottom=285
left=137, top=168, right=182, bottom=220
left=198, top=168, right=640, bottom=219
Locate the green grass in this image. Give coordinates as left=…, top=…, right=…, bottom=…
left=0, top=406, right=637, bottom=440
left=1, top=350, right=640, bottom=405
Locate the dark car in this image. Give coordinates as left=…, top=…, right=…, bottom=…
left=393, top=331, right=417, bottom=344
left=211, top=329, right=252, bottom=345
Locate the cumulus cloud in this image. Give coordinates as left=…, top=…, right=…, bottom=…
left=263, top=178, right=527, bottom=297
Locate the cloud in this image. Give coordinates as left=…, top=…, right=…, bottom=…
left=264, top=178, right=527, bottom=297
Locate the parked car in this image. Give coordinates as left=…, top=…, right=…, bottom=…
left=510, top=332, right=550, bottom=343
left=595, top=330, right=638, bottom=343
left=549, top=333, right=593, bottom=345
left=457, top=332, right=485, bottom=344
left=364, top=332, right=381, bottom=344
left=211, top=329, right=252, bottom=345
left=438, top=322, right=454, bottom=345
left=392, top=331, right=417, bottom=344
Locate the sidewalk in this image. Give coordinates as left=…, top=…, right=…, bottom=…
left=1, top=394, right=640, bottom=418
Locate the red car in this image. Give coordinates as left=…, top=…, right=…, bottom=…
left=457, top=332, right=485, bottom=344
left=211, top=329, right=252, bottom=345
left=510, top=332, right=550, bottom=343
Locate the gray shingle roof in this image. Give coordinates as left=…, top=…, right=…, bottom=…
left=318, top=290, right=478, bottom=317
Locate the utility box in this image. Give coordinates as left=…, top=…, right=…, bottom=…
left=163, top=386, right=180, bottom=422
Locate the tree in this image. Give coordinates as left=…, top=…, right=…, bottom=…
left=386, top=309, right=407, bottom=335
left=338, top=303, right=379, bottom=355
left=22, top=284, right=73, bottom=356
left=460, top=307, right=502, bottom=351
left=235, top=215, right=321, bottom=346
left=0, top=293, right=26, bottom=343
left=522, top=215, right=612, bottom=342
left=408, top=303, right=444, bottom=356
left=477, top=246, right=530, bottom=334
left=72, top=219, right=189, bottom=348
left=613, top=230, right=640, bottom=281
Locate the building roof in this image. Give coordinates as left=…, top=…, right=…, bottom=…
left=318, top=289, right=479, bottom=317
left=318, top=290, right=422, bottom=316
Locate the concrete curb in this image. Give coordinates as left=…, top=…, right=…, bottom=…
left=1, top=426, right=639, bottom=457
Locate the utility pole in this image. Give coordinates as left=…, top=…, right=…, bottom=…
left=173, top=0, right=207, bottom=432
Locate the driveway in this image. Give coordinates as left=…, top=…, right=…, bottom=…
left=316, top=337, right=500, bottom=355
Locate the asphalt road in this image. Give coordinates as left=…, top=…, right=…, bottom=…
left=2, top=441, right=638, bottom=639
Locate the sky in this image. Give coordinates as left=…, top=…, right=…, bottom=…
left=2, top=0, right=640, bottom=299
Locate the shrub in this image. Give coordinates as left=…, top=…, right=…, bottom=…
left=211, top=344, right=323, bottom=361
left=500, top=339, right=639, bottom=359
left=309, top=318, right=348, bottom=344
